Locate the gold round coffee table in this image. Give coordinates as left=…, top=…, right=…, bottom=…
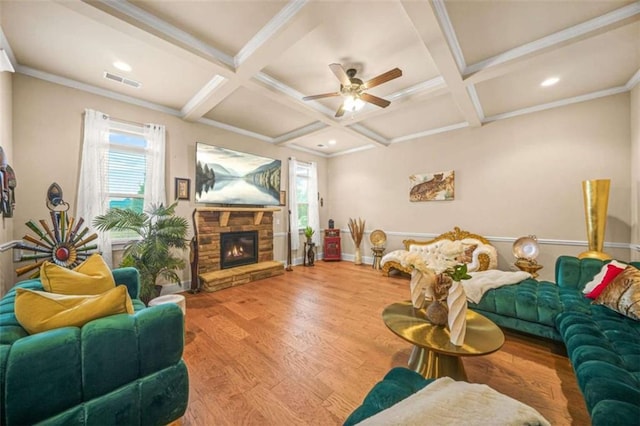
left=382, top=301, right=505, bottom=381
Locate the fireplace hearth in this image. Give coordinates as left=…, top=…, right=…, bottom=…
left=220, top=231, right=258, bottom=269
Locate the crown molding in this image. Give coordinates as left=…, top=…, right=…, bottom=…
left=347, top=123, right=390, bottom=146
left=18, top=65, right=182, bottom=117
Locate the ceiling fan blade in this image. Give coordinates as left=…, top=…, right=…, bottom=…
left=329, top=63, right=351, bottom=87
left=302, top=92, right=341, bottom=101
left=363, top=68, right=402, bottom=89
left=335, top=104, right=346, bottom=118
left=360, top=93, right=391, bottom=108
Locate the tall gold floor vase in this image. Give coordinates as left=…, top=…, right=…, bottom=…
left=578, top=179, right=612, bottom=260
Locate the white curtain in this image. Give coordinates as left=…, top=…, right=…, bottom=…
left=143, top=124, right=167, bottom=209
left=77, top=109, right=112, bottom=267
left=288, top=158, right=300, bottom=250
left=308, top=161, right=320, bottom=245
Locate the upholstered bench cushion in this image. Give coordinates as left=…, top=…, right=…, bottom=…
left=555, top=305, right=640, bottom=422
left=343, top=367, right=434, bottom=426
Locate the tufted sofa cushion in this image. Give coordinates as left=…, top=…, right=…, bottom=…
left=556, top=304, right=640, bottom=424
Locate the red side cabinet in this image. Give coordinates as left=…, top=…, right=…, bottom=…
left=323, top=229, right=341, bottom=261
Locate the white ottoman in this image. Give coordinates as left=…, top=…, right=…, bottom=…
left=148, top=294, right=186, bottom=316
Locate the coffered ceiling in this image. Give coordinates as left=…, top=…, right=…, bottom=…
left=1, top=0, right=638, bottom=157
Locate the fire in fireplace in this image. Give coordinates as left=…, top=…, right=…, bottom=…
left=220, top=231, right=258, bottom=269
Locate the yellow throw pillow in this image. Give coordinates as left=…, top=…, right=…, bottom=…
left=15, top=285, right=134, bottom=335
left=40, top=253, right=115, bottom=295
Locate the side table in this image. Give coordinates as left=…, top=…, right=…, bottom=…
left=303, top=242, right=316, bottom=266
left=371, top=246, right=385, bottom=269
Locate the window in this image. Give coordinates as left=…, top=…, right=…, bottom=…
left=295, top=162, right=310, bottom=229
left=108, top=122, right=146, bottom=240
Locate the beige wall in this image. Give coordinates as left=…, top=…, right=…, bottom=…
left=10, top=74, right=327, bottom=289
left=631, top=85, right=639, bottom=261
left=327, top=93, right=632, bottom=281
left=0, top=70, right=13, bottom=295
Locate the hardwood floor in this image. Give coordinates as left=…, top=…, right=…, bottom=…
left=180, top=261, right=590, bottom=425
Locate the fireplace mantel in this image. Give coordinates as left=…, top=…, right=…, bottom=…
left=194, top=207, right=280, bottom=227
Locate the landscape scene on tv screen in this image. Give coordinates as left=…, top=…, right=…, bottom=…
left=195, top=143, right=281, bottom=206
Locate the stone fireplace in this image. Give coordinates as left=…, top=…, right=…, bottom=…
left=190, top=207, right=284, bottom=292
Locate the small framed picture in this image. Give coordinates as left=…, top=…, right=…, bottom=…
left=175, top=178, right=190, bottom=201
left=279, top=190, right=286, bottom=206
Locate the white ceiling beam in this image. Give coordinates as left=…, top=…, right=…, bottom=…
left=181, top=75, right=238, bottom=122
left=185, top=0, right=322, bottom=122
left=464, top=3, right=640, bottom=86
left=80, top=0, right=235, bottom=74
left=400, top=0, right=482, bottom=127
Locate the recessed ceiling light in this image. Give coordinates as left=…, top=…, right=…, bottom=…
left=328, top=139, right=336, bottom=145
left=541, top=77, right=559, bottom=87
left=113, top=61, right=132, bottom=72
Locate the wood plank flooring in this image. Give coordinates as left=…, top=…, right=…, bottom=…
left=180, top=261, right=590, bottom=425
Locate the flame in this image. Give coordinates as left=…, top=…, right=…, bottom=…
left=227, top=244, right=245, bottom=258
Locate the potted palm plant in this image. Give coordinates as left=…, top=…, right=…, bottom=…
left=93, top=202, right=189, bottom=304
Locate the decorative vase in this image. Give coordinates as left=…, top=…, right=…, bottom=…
left=447, top=280, right=467, bottom=346
left=426, top=300, right=448, bottom=325
left=410, top=270, right=427, bottom=308
left=578, top=179, right=612, bottom=260
left=354, top=246, right=363, bottom=265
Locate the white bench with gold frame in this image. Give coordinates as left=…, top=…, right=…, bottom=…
left=381, top=227, right=498, bottom=277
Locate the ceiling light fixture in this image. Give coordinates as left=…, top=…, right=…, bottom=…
left=328, top=139, right=336, bottom=146
left=540, top=77, right=560, bottom=87
left=113, top=61, right=132, bottom=72
left=343, top=95, right=365, bottom=112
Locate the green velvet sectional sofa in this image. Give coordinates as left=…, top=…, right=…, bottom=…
left=347, top=255, right=639, bottom=425
left=0, top=268, right=189, bottom=426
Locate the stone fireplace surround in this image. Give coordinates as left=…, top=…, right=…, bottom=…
left=190, top=207, right=284, bottom=293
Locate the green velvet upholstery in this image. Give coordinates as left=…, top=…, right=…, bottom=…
left=0, top=268, right=189, bottom=426
left=347, top=256, right=639, bottom=426
left=343, top=367, right=434, bottom=426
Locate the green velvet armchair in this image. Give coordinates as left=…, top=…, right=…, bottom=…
left=0, top=267, right=189, bottom=426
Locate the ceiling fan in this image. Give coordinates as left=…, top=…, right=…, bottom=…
left=302, top=63, right=402, bottom=118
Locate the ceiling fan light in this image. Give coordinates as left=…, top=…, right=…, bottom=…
left=344, top=95, right=365, bottom=112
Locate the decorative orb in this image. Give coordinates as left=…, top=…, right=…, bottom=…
left=513, top=235, right=540, bottom=261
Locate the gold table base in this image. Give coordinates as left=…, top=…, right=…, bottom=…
left=382, top=301, right=505, bottom=380
left=408, top=346, right=467, bottom=381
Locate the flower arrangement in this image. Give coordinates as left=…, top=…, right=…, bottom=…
left=401, top=239, right=473, bottom=344
left=401, top=240, right=471, bottom=305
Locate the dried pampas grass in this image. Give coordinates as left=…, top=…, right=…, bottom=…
left=348, top=217, right=366, bottom=248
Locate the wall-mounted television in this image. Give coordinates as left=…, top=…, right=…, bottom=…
left=195, top=142, right=281, bottom=206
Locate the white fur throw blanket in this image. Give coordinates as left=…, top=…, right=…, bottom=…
left=357, top=377, right=550, bottom=426
left=461, top=270, right=532, bottom=304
